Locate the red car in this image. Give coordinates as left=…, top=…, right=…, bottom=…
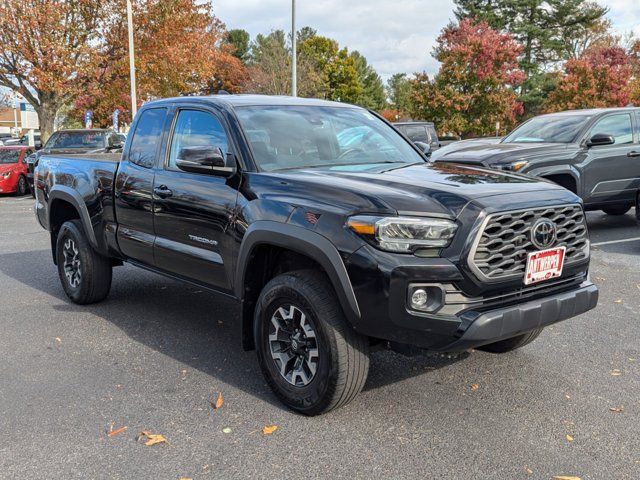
left=0, top=146, right=33, bottom=196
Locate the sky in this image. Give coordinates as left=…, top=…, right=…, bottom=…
left=214, top=0, right=640, bottom=81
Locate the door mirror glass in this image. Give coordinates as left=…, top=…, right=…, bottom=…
left=176, top=146, right=235, bottom=176
left=414, top=141, right=431, bottom=156
left=586, top=133, right=615, bottom=147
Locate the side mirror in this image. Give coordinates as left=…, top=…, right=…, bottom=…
left=175, top=146, right=236, bottom=176
left=106, top=134, right=124, bottom=150
left=414, top=141, right=431, bottom=156
left=586, top=133, right=615, bottom=147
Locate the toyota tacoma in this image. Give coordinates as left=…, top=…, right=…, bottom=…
left=34, top=95, right=598, bottom=415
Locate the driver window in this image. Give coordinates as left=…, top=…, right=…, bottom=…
left=168, top=110, right=229, bottom=170
left=589, top=114, right=633, bottom=145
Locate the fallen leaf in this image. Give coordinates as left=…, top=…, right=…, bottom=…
left=553, top=477, right=581, bottom=480
left=565, top=394, right=571, bottom=399
left=525, top=467, right=533, bottom=475
left=609, top=406, right=624, bottom=413
left=222, top=427, right=232, bottom=434
left=614, top=299, right=622, bottom=304
left=179, top=478, right=193, bottom=480
left=137, top=431, right=168, bottom=446
left=213, top=392, right=223, bottom=410
left=54, top=337, right=61, bottom=344
left=262, top=425, right=278, bottom=435
left=610, top=369, right=622, bottom=376
left=107, top=425, right=127, bottom=438
left=566, top=434, right=574, bottom=442
left=470, top=384, right=479, bottom=391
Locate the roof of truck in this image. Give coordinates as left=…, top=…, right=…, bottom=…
left=145, top=94, right=357, bottom=109
left=539, top=107, right=639, bottom=117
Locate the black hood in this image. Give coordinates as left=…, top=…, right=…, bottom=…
left=433, top=142, right=574, bottom=166
left=252, top=162, right=577, bottom=218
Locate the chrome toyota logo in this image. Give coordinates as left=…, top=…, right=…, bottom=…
left=531, top=219, right=557, bottom=249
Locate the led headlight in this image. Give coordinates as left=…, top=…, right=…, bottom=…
left=497, top=160, right=528, bottom=172
left=347, top=215, right=458, bottom=253
left=1, top=171, right=11, bottom=179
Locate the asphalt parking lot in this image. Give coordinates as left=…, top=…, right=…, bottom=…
left=1, top=195, right=638, bottom=479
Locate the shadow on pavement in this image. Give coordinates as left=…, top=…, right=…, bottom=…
left=0, top=249, right=469, bottom=411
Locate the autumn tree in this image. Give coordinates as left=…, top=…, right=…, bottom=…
left=454, top=0, right=608, bottom=113
left=0, top=0, right=119, bottom=141
left=411, top=19, right=524, bottom=137
left=544, top=46, right=633, bottom=111
left=76, top=0, right=246, bottom=127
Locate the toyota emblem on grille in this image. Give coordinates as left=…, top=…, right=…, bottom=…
left=531, top=219, right=557, bottom=249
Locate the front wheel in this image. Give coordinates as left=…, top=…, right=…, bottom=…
left=56, top=220, right=112, bottom=304
left=254, top=270, right=369, bottom=415
left=15, top=175, right=28, bottom=196
left=476, top=328, right=543, bottom=353
left=602, top=205, right=631, bottom=216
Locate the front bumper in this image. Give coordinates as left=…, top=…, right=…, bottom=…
left=345, top=244, right=597, bottom=352
left=433, top=280, right=598, bottom=352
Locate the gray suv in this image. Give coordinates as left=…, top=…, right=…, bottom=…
left=434, top=107, right=640, bottom=215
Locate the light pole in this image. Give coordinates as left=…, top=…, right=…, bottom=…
left=126, top=0, right=138, bottom=118
left=291, top=0, right=297, bottom=97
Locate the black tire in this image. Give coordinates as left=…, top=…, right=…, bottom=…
left=56, top=220, right=112, bottom=304
left=254, top=270, right=369, bottom=415
left=477, top=328, right=543, bottom=354
left=602, top=205, right=631, bottom=216
left=15, top=175, right=28, bottom=196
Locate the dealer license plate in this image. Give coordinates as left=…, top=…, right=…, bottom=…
left=524, top=246, right=566, bottom=285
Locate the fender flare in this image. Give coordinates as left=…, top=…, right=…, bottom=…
left=529, top=165, right=581, bottom=193
left=47, top=185, right=99, bottom=250
left=235, top=221, right=361, bottom=349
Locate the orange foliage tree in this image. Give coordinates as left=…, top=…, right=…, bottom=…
left=75, top=0, right=247, bottom=127
left=545, top=46, right=633, bottom=111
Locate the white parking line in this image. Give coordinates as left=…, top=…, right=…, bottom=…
left=591, top=237, right=640, bottom=247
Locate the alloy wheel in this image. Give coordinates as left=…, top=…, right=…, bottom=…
left=268, top=304, right=319, bottom=387
left=62, top=238, right=82, bottom=288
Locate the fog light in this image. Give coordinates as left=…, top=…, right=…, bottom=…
left=411, top=289, right=428, bottom=308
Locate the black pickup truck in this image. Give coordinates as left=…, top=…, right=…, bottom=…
left=434, top=107, right=640, bottom=216
left=35, top=95, right=598, bottom=415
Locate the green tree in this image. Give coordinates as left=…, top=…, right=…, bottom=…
left=454, top=0, right=608, bottom=114
left=245, top=30, right=291, bottom=95
left=298, top=35, right=361, bottom=102
left=386, top=73, right=412, bottom=114
left=349, top=51, right=386, bottom=110
left=226, top=29, right=250, bottom=62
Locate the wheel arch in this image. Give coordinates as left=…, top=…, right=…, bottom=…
left=236, top=221, right=361, bottom=351
left=48, top=186, right=99, bottom=263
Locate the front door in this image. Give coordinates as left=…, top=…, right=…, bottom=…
left=152, top=107, right=239, bottom=292
left=581, top=112, right=640, bottom=206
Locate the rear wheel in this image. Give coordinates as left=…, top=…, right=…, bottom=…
left=254, top=270, right=369, bottom=415
left=602, top=205, right=631, bottom=216
left=15, top=175, right=27, bottom=196
left=56, top=220, right=112, bottom=304
left=477, top=328, right=543, bottom=354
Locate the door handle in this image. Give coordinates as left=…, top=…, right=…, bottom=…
left=153, top=185, right=173, bottom=198
left=628, top=151, right=640, bottom=157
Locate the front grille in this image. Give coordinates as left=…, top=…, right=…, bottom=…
left=469, top=204, right=589, bottom=281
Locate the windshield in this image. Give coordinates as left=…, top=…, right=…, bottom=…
left=503, top=115, right=590, bottom=144
left=235, top=106, right=424, bottom=172
left=0, top=150, right=20, bottom=164
left=49, top=131, right=106, bottom=150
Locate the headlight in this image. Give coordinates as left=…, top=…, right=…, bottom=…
left=497, top=160, right=528, bottom=172
left=1, top=171, right=11, bottom=179
left=347, top=215, right=458, bottom=252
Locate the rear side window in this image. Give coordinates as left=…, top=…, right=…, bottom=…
left=589, top=114, right=633, bottom=145
left=402, top=125, right=429, bottom=143
left=129, top=108, right=167, bottom=168
left=427, top=125, right=438, bottom=143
